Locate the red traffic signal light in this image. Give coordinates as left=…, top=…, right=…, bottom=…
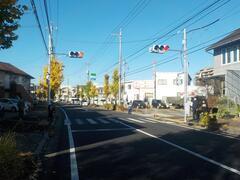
left=150, top=45, right=170, bottom=53
left=69, top=51, right=84, bottom=58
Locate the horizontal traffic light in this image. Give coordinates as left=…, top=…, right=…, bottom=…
left=68, top=51, right=84, bottom=58
left=149, top=45, right=169, bottom=54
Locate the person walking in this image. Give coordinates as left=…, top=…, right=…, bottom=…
left=17, top=96, right=25, bottom=120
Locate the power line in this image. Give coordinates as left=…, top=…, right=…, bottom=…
left=30, top=0, right=48, bottom=52
left=123, top=0, right=226, bottom=62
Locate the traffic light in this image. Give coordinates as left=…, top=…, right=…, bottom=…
left=68, top=51, right=84, bottom=58
left=149, top=45, right=169, bottom=53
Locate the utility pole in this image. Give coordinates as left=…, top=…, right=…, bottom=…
left=183, top=28, right=188, bottom=123
left=153, top=61, right=157, bottom=100
left=123, top=60, right=126, bottom=100
left=118, top=28, right=122, bottom=105
left=86, top=62, right=90, bottom=82
left=47, top=25, right=53, bottom=105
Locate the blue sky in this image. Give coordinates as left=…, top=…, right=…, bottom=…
left=1, top=0, right=240, bottom=86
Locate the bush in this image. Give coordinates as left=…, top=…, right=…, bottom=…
left=199, top=112, right=217, bottom=129
left=216, top=97, right=238, bottom=118
left=0, top=132, right=24, bottom=180
left=116, top=105, right=125, bottom=111
left=103, top=103, right=114, bottom=110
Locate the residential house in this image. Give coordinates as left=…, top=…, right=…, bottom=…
left=0, top=62, right=34, bottom=100
left=206, top=28, right=240, bottom=103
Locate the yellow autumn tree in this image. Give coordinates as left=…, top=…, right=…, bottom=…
left=38, top=57, right=64, bottom=99
left=89, top=83, right=98, bottom=104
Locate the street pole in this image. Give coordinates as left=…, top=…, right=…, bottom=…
left=153, top=61, right=157, bottom=100
left=86, top=62, right=90, bottom=82
left=118, top=28, right=122, bottom=105
left=47, top=25, right=53, bottom=105
left=183, top=28, right=188, bottom=123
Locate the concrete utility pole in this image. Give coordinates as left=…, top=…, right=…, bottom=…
left=47, top=25, right=53, bottom=105
left=86, top=62, right=90, bottom=82
left=123, top=60, right=127, bottom=100
left=183, top=28, right=188, bottom=123
left=118, top=28, right=122, bottom=105
left=152, top=61, right=157, bottom=100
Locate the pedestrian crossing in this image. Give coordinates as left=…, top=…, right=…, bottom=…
left=73, top=117, right=160, bottom=125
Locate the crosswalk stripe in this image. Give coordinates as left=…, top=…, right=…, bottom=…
left=107, top=118, right=120, bottom=123
left=146, top=118, right=160, bottom=123
left=127, top=118, right=145, bottom=123
left=98, top=118, right=110, bottom=124
left=86, top=118, right=97, bottom=124
left=75, top=118, right=83, bottom=125
left=139, top=118, right=157, bottom=123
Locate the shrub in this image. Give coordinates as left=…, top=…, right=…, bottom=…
left=0, top=132, right=24, bottom=180
left=199, top=112, right=217, bottom=129
left=116, top=105, right=125, bottom=111
left=216, top=97, right=238, bottom=118
left=103, top=103, right=114, bottom=110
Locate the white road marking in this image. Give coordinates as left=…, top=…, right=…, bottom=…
left=75, top=118, right=83, bottom=125
left=140, top=118, right=158, bottom=123
left=72, top=127, right=134, bottom=133
left=108, top=118, right=120, bottom=123
left=60, top=107, right=79, bottom=180
left=86, top=118, right=97, bottom=124
left=127, top=118, right=145, bottom=123
left=98, top=118, right=110, bottom=124
left=113, top=118, right=240, bottom=176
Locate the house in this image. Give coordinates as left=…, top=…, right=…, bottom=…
left=123, top=72, right=201, bottom=103
left=206, top=28, right=240, bottom=103
left=0, top=61, right=34, bottom=100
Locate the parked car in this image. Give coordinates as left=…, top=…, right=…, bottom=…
left=132, top=100, right=146, bottom=109
left=0, top=98, right=18, bottom=112
left=151, top=99, right=167, bottom=109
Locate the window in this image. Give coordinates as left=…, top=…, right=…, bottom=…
left=158, top=79, right=167, bottom=85
left=233, top=46, right=238, bottom=62
left=227, top=48, right=231, bottom=63
left=222, top=49, right=226, bottom=64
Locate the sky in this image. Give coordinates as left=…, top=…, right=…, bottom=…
left=1, top=0, right=240, bottom=86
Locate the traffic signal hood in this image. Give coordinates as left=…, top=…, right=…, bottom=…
left=150, top=45, right=169, bottom=53
left=69, top=51, right=84, bottom=58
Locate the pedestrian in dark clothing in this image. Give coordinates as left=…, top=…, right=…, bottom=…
left=0, top=103, right=5, bottom=121
left=192, top=97, right=199, bottom=120
left=17, top=97, right=25, bottom=120
left=48, top=103, right=55, bottom=123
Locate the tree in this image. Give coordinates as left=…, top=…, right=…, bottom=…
left=89, top=84, right=98, bottom=104
left=84, top=81, right=92, bottom=103
left=76, top=85, right=84, bottom=100
left=111, top=68, right=119, bottom=103
left=39, top=57, right=64, bottom=99
left=103, top=74, right=110, bottom=101
left=0, top=0, right=27, bottom=49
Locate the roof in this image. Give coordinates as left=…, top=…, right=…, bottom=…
left=0, top=62, right=34, bottom=79
left=206, top=28, right=240, bottom=51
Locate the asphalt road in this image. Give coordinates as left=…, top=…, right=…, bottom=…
left=43, top=105, right=240, bottom=180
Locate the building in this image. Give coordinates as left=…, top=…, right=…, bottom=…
left=0, top=62, right=34, bottom=100
left=206, top=28, right=240, bottom=103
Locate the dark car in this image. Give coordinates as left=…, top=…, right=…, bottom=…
left=151, top=99, right=167, bottom=109
left=132, top=100, right=146, bottom=109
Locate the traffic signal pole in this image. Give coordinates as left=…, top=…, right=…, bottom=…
left=153, top=61, right=156, bottom=100
left=183, top=28, right=188, bottom=123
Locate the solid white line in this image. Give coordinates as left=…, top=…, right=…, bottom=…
left=75, top=118, right=83, bottom=125
left=98, top=118, right=110, bottom=124
left=72, top=128, right=134, bottom=133
left=86, top=118, right=97, bottom=124
left=127, top=118, right=145, bottom=123
left=113, top=118, right=240, bottom=176
left=60, top=107, right=79, bottom=180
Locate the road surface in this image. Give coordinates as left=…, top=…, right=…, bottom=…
left=42, top=105, right=240, bottom=180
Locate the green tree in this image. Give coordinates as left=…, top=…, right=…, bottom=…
left=111, top=68, right=119, bottom=104
left=103, top=74, right=110, bottom=101
left=0, top=0, right=27, bottom=49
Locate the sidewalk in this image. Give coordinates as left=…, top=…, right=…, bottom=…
left=132, top=108, right=240, bottom=138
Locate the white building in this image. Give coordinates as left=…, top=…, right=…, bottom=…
left=124, top=72, right=204, bottom=103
